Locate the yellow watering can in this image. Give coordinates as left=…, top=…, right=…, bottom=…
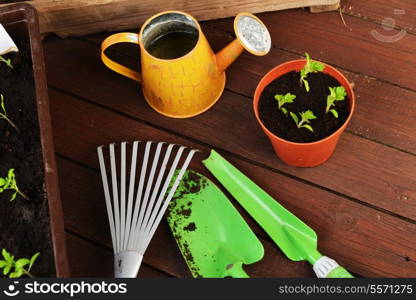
left=101, top=11, right=271, bottom=118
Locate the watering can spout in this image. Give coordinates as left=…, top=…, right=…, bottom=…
left=216, top=13, right=271, bottom=73
left=216, top=39, right=245, bottom=73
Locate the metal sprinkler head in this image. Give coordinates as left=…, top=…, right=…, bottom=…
left=234, top=12, right=271, bottom=56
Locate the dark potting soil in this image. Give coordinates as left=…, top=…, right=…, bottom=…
left=258, top=71, right=350, bottom=143
left=0, top=35, right=55, bottom=276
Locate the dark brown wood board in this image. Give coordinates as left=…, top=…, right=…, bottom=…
left=341, top=0, right=415, bottom=34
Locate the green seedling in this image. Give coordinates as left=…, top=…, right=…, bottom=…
left=0, top=168, right=29, bottom=201
left=300, top=53, right=325, bottom=92
left=0, top=94, right=18, bottom=131
left=290, top=110, right=317, bottom=132
left=275, top=93, right=296, bottom=115
left=0, top=55, right=13, bottom=69
left=0, top=249, right=40, bottom=278
left=326, top=86, right=346, bottom=118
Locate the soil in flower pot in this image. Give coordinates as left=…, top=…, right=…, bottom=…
left=0, top=36, right=55, bottom=276
left=258, top=71, right=350, bottom=143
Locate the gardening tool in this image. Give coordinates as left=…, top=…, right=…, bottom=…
left=166, top=170, right=264, bottom=278
left=101, top=11, right=271, bottom=118
left=203, top=150, right=354, bottom=278
left=97, top=141, right=198, bottom=277
left=0, top=24, right=18, bottom=55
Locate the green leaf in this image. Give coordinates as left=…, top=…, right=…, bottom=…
left=15, top=258, right=30, bottom=269
left=290, top=112, right=299, bottom=125
left=326, top=86, right=346, bottom=114
left=311, top=61, right=325, bottom=72
left=303, top=79, right=310, bottom=92
left=300, top=110, right=317, bottom=121
left=0, top=260, right=7, bottom=268
left=274, top=94, right=283, bottom=101
left=10, top=191, right=17, bottom=202
left=275, top=93, right=296, bottom=109
left=302, top=124, right=314, bottom=132
left=3, top=264, right=11, bottom=275
left=8, top=168, right=15, bottom=180
left=300, top=69, right=306, bottom=78
left=9, top=270, right=23, bottom=278
left=2, top=249, right=12, bottom=263
left=300, top=53, right=324, bottom=92
left=0, top=178, right=6, bottom=187
left=281, top=107, right=287, bottom=115
left=28, top=252, right=40, bottom=272
left=335, top=86, right=347, bottom=100
left=330, top=109, right=339, bottom=118
left=0, top=94, right=5, bottom=112
left=285, top=93, right=296, bottom=102
left=0, top=55, right=13, bottom=69
left=305, top=52, right=311, bottom=62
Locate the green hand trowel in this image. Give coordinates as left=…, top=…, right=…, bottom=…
left=203, top=150, right=353, bottom=278
left=166, top=170, right=264, bottom=278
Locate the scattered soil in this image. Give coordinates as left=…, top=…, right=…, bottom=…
left=177, top=207, right=191, bottom=217
left=258, top=71, right=350, bottom=143
left=183, top=222, right=196, bottom=232
left=167, top=170, right=210, bottom=277
left=0, top=28, right=54, bottom=276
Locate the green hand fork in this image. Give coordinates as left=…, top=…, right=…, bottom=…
left=203, top=150, right=353, bottom=278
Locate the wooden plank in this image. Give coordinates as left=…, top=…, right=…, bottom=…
left=49, top=88, right=416, bottom=277
left=310, top=1, right=340, bottom=13
left=341, top=0, right=416, bottom=34
left=43, top=37, right=416, bottom=221
left=0, top=0, right=339, bottom=37
left=66, top=232, right=169, bottom=277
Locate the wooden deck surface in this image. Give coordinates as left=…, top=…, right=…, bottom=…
left=42, top=0, right=416, bottom=278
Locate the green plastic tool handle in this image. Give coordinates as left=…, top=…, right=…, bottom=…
left=203, top=150, right=320, bottom=264
left=226, top=262, right=250, bottom=278
left=327, top=266, right=354, bottom=278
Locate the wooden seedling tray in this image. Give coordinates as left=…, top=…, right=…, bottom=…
left=0, top=3, right=69, bottom=277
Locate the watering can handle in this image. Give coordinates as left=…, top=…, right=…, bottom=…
left=101, top=33, right=142, bottom=83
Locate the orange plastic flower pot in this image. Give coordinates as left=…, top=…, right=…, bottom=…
left=253, top=60, right=355, bottom=167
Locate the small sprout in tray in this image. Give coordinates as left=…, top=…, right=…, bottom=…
left=0, top=249, right=40, bottom=278
left=0, top=168, right=29, bottom=201
left=0, top=94, right=18, bottom=131
left=0, top=55, right=13, bottom=69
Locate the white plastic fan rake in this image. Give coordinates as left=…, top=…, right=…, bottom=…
left=0, top=24, right=18, bottom=55
left=97, top=141, right=198, bottom=278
